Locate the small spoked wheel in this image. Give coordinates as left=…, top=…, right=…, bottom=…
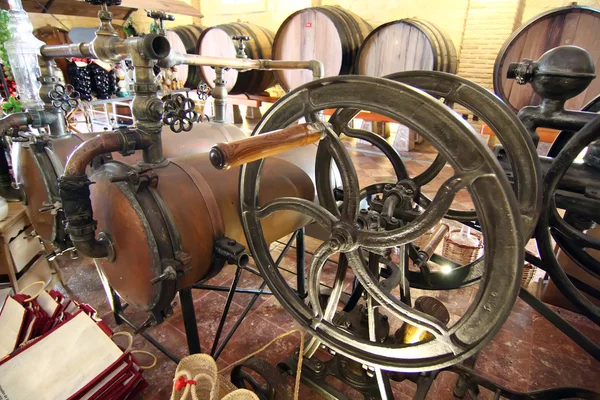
left=318, top=71, right=541, bottom=290
left=536, top=115, right=600, bottom=325
left=240, top=76, right=523, bottom=372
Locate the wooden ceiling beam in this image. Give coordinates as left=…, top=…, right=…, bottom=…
left=0, top=0, right=136, bottom=20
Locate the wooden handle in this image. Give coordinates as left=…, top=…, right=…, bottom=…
left=419, top=224, right=449, bottom=260
left=209, top=122, right=324, bottom=170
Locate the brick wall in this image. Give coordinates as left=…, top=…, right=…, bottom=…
left=456, top=0, right=524, bottom=90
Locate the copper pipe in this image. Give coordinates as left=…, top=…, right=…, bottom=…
left=39, top=34, right=169, bottom=64
left=209, top=122, right=325, bottom=170
left=64, top=133, right=124, bottom=177
left=0, top=113, right=32, bottom=135
left=59, top=130, right=153, bottom=260
left=40, top=42, right=94, bottom=59
left=158, top=53, right=324, bottom=80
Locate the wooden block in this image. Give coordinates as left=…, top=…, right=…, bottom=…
left=0, top=204, right=27, bottom=245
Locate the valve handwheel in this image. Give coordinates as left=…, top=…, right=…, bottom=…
left=197, top=82, right=210, bottom=101
left=162, top=94, right=198, bottom=133
left=49, top=83, right=81, bottom=113
left=240, top=76, right=524, bottom=372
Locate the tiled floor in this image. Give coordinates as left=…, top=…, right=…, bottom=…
left=47, top=138, right=600, bottom=399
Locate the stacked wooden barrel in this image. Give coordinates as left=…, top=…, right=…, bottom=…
left=271, top=6, right=372, bottom=92
left=494, top=5, right=600, bottom=112
left=355, top=18, right=457, bottom=77
left=165, top=25, right=205, bottom=88
left=197, top=22, right=275, bottom=95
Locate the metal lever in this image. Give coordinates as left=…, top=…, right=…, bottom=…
left=209, top=122, right=325, bottom=170
left=232, top=35, right=250, bottom=59
left=147, top=10, right=175, bottom=36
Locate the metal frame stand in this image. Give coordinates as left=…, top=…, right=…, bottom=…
left=104, top=229, right=306, bottom=364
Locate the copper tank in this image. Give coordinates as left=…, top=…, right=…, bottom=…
left=13, top=123, right=247, bottom=247
left=89, top=153, right=314, bottom=315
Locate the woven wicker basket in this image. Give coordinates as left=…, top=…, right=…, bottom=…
left=442, top=229, right=483, bottom=265
left=521, top=263, right=537, bottom=288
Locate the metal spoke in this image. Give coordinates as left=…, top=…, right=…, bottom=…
left=367, top=295, right=392, bottom=400
left=342, top=126, right=409, bottom=181
left=346, top=250, right=457, bottom=352
left=254, top=197, right=337, bottom=230
left=358, top=172, right=484, bottom=248
left=304, top=245, right=348, bottom=357
left=322, top=126, right=360, bottom=222
left=306, top=243, right=343, bottom=319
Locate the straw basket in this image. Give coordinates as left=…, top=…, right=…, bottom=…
left=442, top=229, right=483, bottom=265
left=521, top=263, right=537, bottom=288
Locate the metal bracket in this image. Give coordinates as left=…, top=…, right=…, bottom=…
left=213, top=237, right=249, bottom=267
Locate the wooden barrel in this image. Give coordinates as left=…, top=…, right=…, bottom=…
left=494, top=5, right=600, bottom=112
left=34, top=26, right=72, bottom=84
left=198, top=22, right=275, bottom=95
left=356, top=19, right=457, bottom=77
left=165, top=25, right=205, bottom=89
left=272, top=6, right=372, bottom=92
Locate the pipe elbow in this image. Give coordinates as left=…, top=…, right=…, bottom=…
left=0, top=113, right=32, bottom=136
left=157, top=51, right=184, bottom=69
left=57, top=175, right=114, bottom=260
left=140, top=34, right=170, bottom=60
left=308, top=60, right=324, bottom=80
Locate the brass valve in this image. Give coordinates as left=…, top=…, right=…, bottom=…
left=232, top=35, right=250, bottom=59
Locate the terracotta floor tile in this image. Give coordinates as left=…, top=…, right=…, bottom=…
left=475, top=329, right=532, bottom=392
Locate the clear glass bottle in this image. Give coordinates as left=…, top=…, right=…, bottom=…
left=4, top=0, right=45, bottom=110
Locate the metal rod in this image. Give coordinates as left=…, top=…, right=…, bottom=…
left=210, top=265, right=244, bottom=357
left=213, top=280, right=268, bottom=360
left=117, top=313, right=181, bottom=364
left=211, top=231, right=298, bottom=360
left=179, top=287, right=201, bottom=355
left=519, top=288, right=600, bottom=361
left=191, top=284, right=273, bottom=295
left=296, top=227, right=306, bottom=298
left=158, top=53, right=324, bottom=81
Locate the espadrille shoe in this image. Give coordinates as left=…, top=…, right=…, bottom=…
left=170, top=354, right=219, bottom=400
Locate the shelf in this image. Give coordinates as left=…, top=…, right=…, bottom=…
left=0, top=0, right=136, bottom=20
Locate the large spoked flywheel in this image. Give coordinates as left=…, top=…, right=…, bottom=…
left=239, top=76, right=524, bottom=372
